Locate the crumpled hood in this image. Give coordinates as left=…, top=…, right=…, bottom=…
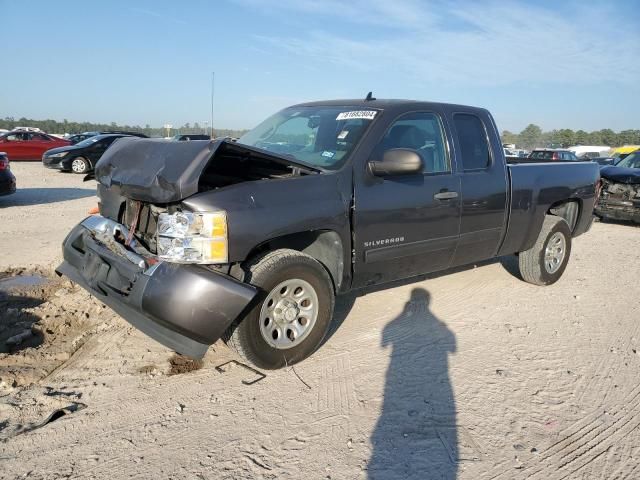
left=94, top=138, right=320, bottom=204
left=95, top=138, right=219, bottom=203
left=600, top=165, right=640, bottom=185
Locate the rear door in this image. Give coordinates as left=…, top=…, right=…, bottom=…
left=30, top=133, right=55, bottom=159
left=448, top=111, right=508, bottom=267
left=352, top=110, right=461, bottom=288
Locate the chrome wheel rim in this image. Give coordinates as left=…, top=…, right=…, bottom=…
left=71, top=158, right=86, bottom=173
left=259, top=278, right=318, bottom=350
left=544, top=232, right=566, bottom=274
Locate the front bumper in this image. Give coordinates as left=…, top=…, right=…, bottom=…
left=595, top=202, right=640, bottom=223
left=57, top=216, right=257, bottom=358
left=42, top=155, right=68, bottom=170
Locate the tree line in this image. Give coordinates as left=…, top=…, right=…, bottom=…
left=502, top=124, right=640, bottom=150
left=2, top=116, right=637, bottom=150
left=0, top=117, right=248, bottom=139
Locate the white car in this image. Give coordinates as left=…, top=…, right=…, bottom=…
left=568, top=145, right=611, bottom=159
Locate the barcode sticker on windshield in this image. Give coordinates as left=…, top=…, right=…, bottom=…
left=336, top=110, right=377, bottom=121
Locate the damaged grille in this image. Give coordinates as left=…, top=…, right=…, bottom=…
left=600, top=179, right=640, bottom=204
left=596, top=178, right=640, bottom=222
left=123, top=199, right=167, bottom=253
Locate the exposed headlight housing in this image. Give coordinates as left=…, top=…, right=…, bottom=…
left=47, top=151, right=68, bottom=158
left=156, top=211, right=228, bottom=264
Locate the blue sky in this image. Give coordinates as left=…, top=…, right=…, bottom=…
left=1, top=0, right=638, bottom=132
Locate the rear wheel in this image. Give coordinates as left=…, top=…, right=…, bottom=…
left=71, top=157, right=90, bottom=174
left=225, top=249, right=335, bottom=369
left=518, top=215, right=572, bottom=286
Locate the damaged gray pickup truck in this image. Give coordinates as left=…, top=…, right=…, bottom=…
left=58, top=98, right=600, bottom=369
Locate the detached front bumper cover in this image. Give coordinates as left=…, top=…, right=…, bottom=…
left=57, top=217, right=257, bottom=358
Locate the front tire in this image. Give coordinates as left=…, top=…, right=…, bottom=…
left=71, top=157, right=90, bottom=174
left=518, top=215, right=572, bottom=286
left=225, top=249, right=335, bottom=369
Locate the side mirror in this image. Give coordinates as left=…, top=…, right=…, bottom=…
left=369, top=148, right=423, bottom=177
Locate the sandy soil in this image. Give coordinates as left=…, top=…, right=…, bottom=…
left=1, top=162, right=639, bottom=479
left=0, top=163, right=97, bottom=270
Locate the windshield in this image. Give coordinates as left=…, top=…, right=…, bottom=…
left=76, top=136, right=101, bottom=147
left=237, top=106, right=378, bottom=169
left=616, top=151, right=640, bottom=169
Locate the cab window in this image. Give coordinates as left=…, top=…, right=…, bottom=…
left=453, top=113, right=491, bottom=170
left=377, top=112, right=450, bottom=174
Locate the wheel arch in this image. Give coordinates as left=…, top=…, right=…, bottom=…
left=241, top=230, right=346, bottom=293
left=547, top=198, right=582, bottom=234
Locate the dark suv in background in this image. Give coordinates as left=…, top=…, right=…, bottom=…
left=529, top=149, right=580, bottom=161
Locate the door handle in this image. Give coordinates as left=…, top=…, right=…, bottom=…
left=434, top=191, right=459, bottom=200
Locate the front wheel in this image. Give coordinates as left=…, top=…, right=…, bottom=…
left=70, top=157, right=90, bottom=174
left=518, top=215, right=572, bottom=286
left=224, top=249, right=335, bottom=369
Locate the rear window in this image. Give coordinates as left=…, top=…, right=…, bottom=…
left=453, top=114, right=491, bottom=170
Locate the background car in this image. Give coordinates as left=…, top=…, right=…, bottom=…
left=0, top=152, right=16, bottom=196
left=42, top=134, right=134, bottom=173
left=568, top=145, right=610, bottom=158
left=528, top=149, right=580, bottom=161
left=611, top=145, right=640, bottom=161
left=0, top=131, right=70, bottom=160
left=173, top=134, right=211, bottom=141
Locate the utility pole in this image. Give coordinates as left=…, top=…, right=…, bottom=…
left=211, top=72, right=216, bottom=139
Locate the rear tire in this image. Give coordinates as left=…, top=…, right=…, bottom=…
left=224, top=249, right=335, bottom=369
left=71, top=157, right=89, bottom=174
left=518, top=215, right=572, bottom=286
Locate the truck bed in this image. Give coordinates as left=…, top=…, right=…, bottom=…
left=498, top=161, right=600, bottom=256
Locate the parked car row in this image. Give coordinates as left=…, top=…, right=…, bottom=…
left=501, top=144, right=639, bottom=224
left=0, top=127, right=213, bottom=178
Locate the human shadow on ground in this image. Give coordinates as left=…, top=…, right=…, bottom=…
left=0, top=187, right=95, bottom=207
left=368, top=288, right=457, bottom=479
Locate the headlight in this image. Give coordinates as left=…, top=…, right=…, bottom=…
left=47, top=151, right=68, bottom=158
left=156, top=211, right=228, bottom=264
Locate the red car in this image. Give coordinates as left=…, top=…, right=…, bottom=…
left=0, top=131, right=70, bottom=160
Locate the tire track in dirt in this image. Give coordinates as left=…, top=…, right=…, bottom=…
left=573, top=314, right=639, bottom=409
left=487, top=381, right=640, bottom=479
left=482, top=280, right=640, bottom=479
left=2, top=359, right=357, bottom=480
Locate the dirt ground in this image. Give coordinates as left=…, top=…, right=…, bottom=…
left=1, top=162, right=639, bottom=479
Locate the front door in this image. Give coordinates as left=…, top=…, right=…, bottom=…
left=352, top=111, right=461, bottom=288
left=1, top=133, right=30, bottom=160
